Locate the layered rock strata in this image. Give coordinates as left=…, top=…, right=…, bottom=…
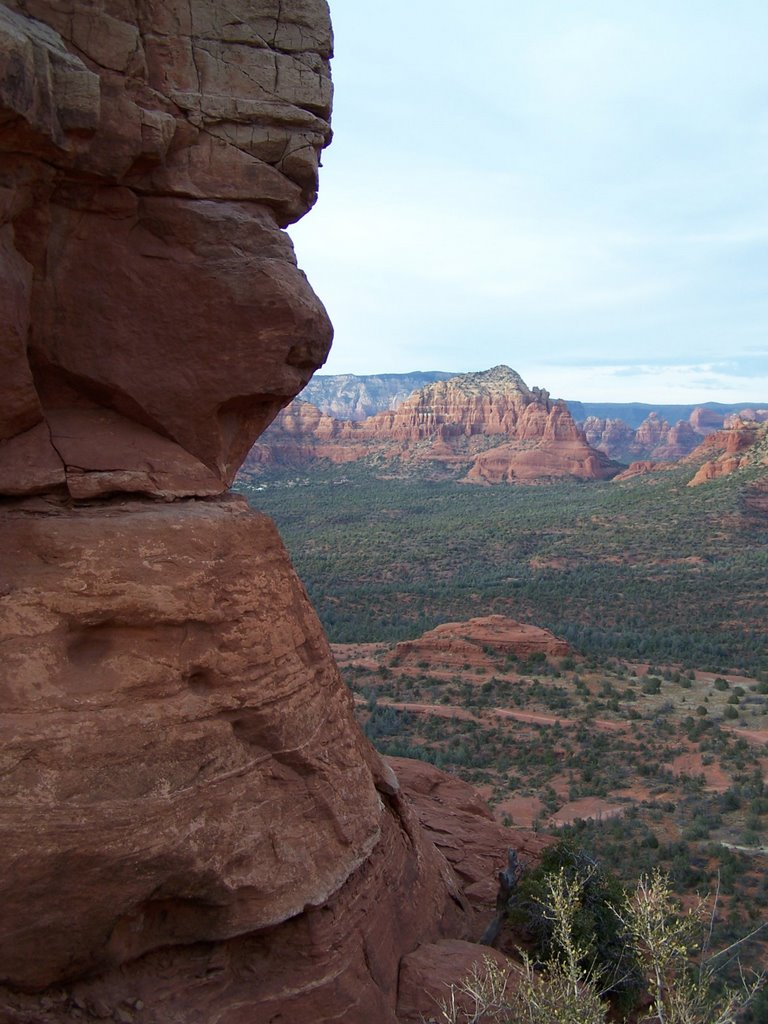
left=584, top=407, right=768, bottom=464
left=245, top=366, right=622, bottom=482
left=301, top=370, right=455, bottom=420
left=0, top=496, right=463, bottom=1019
left=583, top=413, right=700, bottom=462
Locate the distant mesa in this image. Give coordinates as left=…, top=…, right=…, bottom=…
left=392, top=616, right=570, bottom=669
left=243, top=365, right=622, bottom=483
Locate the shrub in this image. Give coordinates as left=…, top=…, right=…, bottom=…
left=507, top=842, right=641, bottom=1003
left=439, top=868, right=764, bottom=1024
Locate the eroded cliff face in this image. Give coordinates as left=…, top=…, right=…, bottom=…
left=583, top=413, right=700, bottom=463
left=0, top=0, right=334, bottom=500
left=0, top=4, right=497, bottom=1022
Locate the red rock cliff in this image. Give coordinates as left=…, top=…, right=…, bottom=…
left=0, top=5, right=503, bottom=1022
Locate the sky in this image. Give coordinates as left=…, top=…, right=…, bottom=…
left=289, top=0, right=768, bottom=404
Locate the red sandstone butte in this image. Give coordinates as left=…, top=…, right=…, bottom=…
left=393, top=615, right=570, bottom=669
left=0, top=0, right=333, bottom=500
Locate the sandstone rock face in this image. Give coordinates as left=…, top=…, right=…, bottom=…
left=393, top=616, right=570, bottom=670
left=612, top=460, right=669, bottom=482
left=397, top=939, right=515, bottom=1024
left=689, top=406, right=725, bottom=434
left=725, top=408, right=768, bottom=427
left=243, top=366, right=622, bottom=482
left=0, top=0, right=333, bottom=500
left=654, top=420, right=699, bottom=459
left=582, top=416, right=636, bottom=460
left=0, top=496, right=468, bottom=1021
left=388, top=757, right=552, bottom=924
left=0, top=497, right=382, bottom=988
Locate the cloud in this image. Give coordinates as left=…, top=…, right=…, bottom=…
left=520, top=361, right=768, bottom=404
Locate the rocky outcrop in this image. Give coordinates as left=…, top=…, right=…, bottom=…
left=388, top=758, right=552, bottom=1022
left=612, top=460, right=670, bottom=481
left=389, top=757, right=552, bottom=906
left=397, top=940, right=515, bottom=1023
left=689, top=406, right=725, bottom=434
left=243, top=366, right=623, bottom=482
left=724, top=408, right=768, bottom=427
left=0, top=496, right=463, bottom=1011
left=243, top=397, right=346, bottom=470
left=0, top=0, right=333, bottom=500
left=685, top=419, right=768, bottom=487
left=654, top=420, right=700, bottom=459
left=393, top=616, right=570, bottom=670
left=584, top=413, right=700, bottom=462
left=582, top=416, right=636, bottom=461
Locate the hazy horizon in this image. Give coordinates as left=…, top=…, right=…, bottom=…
left=290, top=1, right=768, bottom=405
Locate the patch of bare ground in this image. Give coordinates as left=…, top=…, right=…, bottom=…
left=548, top=798, right=626, bottom=826
left=667, top=751, right=731, bottom=792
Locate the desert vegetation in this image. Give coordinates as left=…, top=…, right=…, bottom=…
left=238, top=463, right=768, bottom=676
left=440, top=865, right=764, bottom=1023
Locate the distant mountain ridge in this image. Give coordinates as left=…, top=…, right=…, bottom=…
left=302, top=372, right=764, bottom=427
left=566, top=401, right=764, bottom=429
left=299, top=371, right=455, bottom=420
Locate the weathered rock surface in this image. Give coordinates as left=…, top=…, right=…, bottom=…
left=584, top=413, right=700, bottom=462
left=582, top=415, right=636, bottom=461
left=388, top=757, right=552, bottom=922
left=0, top=0, right=333, bottom=500
left=689, top=406, right=725, bottom=434
left=724, top=408, right=768, bottom=427
left=393, top=616, right=570, bottom=671
left=0, top=496, right=379, bottom=988
left=243, top=366, right=622, bottom=482
left=612, top=460, right=670, bottom=482
left=397, top=939, right=515, bottom=1024
left=296, top=378, right=768, bottom=433
left=0, top=496, right=469, bottom=1021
